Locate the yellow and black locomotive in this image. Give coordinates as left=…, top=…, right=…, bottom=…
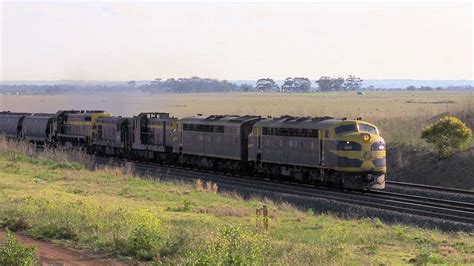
left=0, top=110, right=386, bottom=190
left=247, top=116, right=385, bottom=189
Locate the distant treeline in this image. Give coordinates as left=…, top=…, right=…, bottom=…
left=254, top=76, right=363, bottom=92
left=1, top=76, right=473, bottom=95
left=140, top=77, right=243, bottom=93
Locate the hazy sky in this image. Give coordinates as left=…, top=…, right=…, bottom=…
left=1, top=1, right=472, bottom=80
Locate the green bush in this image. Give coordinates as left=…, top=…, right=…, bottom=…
left=412, top=245, right=446, bottom=265
left=0, top=230, right=39, bottom=266
left=421, top=116, right=473, bottom=158
left=187, top=225, right=273, bottom=265
left=166, top=199, right=193, bottom=212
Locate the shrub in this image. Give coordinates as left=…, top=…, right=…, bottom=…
left=320, top=225, right=346, bottom=261
left=411, top=245, right=446, bottom=265
left=421, top=116, right=473, bottom=158
left=1, top=195, right=163, bottom=260
left=166, top=199, right=193, bottom=212
left=187, top=225, right=273, bottom=265
left=0, top=230, right=39, bottom=266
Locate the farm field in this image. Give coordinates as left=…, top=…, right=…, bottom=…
left=1, top=91, right=473, bottom=146
left=0, top=140, right=473, bottom=264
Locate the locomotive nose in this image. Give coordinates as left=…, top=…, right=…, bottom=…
left=359, top=133, right=386, bottom=172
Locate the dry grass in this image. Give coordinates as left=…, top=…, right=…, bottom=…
left=194, top=179, right=218, bottom=193
left=0, top=136, right=92, bottom=167
left=2, top=91, right=474, bottom=147
left=195, top=205, right=251, bottom=217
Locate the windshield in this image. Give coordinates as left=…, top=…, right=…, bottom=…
left=359, top=124, right=378, bottom=134
left=335, top=124, right=357, bottom=135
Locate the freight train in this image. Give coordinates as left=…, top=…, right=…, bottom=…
left=0, top=110, right=386, bottom=190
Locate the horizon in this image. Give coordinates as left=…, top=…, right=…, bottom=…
left=1, top=1, right=472, bottom=81
left=1, top=77, right=473, bottom=90
left=1, top=78, right=474, bottom=83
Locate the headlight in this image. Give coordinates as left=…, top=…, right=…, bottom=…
left=363, top=134, right=371, bottom=142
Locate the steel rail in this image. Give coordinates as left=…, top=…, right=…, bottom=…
left=368, top=190, right=474, bottom=212
left=386, top=181, right=474, bottom=195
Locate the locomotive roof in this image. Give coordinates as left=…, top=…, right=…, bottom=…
left=24, top=113, right=56, bottom=118
left=254, top=116, right=352, bottom=129
left=56, top=110, right=108, bottom=118
left=0, top=111, right=31, bottom=117
left=56, top=110, right=106, bottom=115
left=134, top=112, right=172, bottom=120
left=180, top=115, right=261, bottom=126
left=96, top=116, right=129, bottom=124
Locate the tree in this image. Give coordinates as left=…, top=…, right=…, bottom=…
left=293, top=77, right=311, bottom=92
left=331, top=77, right=345, bottom=91
left=256, top=78, right=279, bottom=92
left=127, top=80, right=136, bottom=87
left=281, top=77, right=294, bottom=92
left=421, top=116, right=473, bottom=159
left=150, top=78, right=162, bottom=88
left=240, top=84, right=254, bottom=92
left=315, top=76, right=332, bottom=91
left=281, top=77, right=312, bottom=92
left=343, top=75, right=363, bottom=91
left=406, top=85, right=416, bottom=91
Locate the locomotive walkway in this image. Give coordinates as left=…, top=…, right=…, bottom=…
left=94, top=156, right=474, bottom=231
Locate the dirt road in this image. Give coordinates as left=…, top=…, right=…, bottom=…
left=0, top=230, right=132, bottom=265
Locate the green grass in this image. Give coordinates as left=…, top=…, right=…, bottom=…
left=0, top=230, right=39, bottom=265
left=0, top=141, right=473, bottom=264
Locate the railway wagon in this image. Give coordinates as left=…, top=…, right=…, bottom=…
left=21, top=113, right=56, bottom=144
left=248, top=116, right=386, bottom=189
left=174, top=115, right=261, bottom=172
left=0, top=112, right=30, bottom=138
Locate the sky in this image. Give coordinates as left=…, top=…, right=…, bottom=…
left=0, top=1, right=472, bottom=81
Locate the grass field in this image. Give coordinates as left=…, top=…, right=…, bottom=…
left=2, top=91, right=473, bottom=147
left=0, top=140, right=473, bottom=264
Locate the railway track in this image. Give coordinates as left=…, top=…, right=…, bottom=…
left=93, top=156, right=474, bottom=228
left=386, top=181, right=474, bottom=195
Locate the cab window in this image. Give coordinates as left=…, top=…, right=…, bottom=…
left=335, top=124, right=357, bottom=135
left=359, top=124, right=378, bottom=134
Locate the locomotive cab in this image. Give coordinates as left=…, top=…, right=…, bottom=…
left=331, top=121, right=386, bottom=189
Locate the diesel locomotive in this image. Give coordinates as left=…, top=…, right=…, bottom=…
left=0, top=110, right=386, bottom=190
